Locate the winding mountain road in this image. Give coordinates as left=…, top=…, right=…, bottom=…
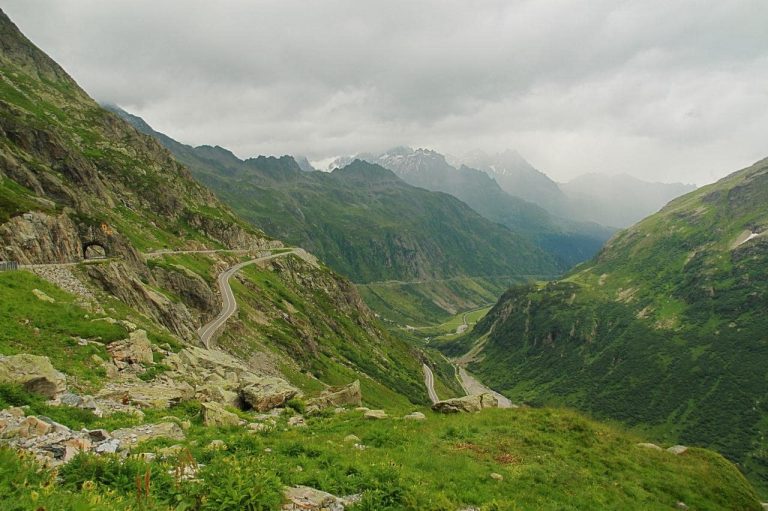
left=198, top=250, right=295, bottom=349
left=422, top=364, right=439, bottom=404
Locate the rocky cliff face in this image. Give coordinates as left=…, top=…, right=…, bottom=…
left=85, top=263, right=200, bottom=341
left=0, top=211, right=81, bottom=264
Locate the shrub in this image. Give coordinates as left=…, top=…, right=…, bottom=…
left=59, top=453, right=176, bottom=504
left=354, top=465, right=409, bottom=511
left=285, top=397, right=306, bottom=415
left=0, top=383, right=42, bottom=409
left=137, top=363, right=170, bottom=382
left=191, top=456, right=283, bottom=510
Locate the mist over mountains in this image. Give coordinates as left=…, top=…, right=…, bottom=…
left=329, top=146, right=695, bottom=229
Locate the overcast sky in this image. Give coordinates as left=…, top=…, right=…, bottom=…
left=5, top=1, right=768, bottom=184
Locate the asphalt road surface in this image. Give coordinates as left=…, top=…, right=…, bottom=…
left=198, top=250, right=294, bottom=349
left=422, top=364, right=439, bottom=403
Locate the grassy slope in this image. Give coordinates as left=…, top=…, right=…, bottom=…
left=221, top=256, right=428, bottom=410
left=1, top=407, right=761, bottom=510
left=357, top=276, right=513, bottom=327
left=0, top=270, right=182, bottom=392
left=450, top=157, right=768, bottom=494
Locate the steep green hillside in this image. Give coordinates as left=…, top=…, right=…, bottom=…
left=358, top=275, right=514, bottom=327
left=0, top=26, right=264, bottom=260
left=0, top=8, right=427, bottom=404
left=108, top=109, right=562, bottom=284
left=449, top=157, right=768, bottom=494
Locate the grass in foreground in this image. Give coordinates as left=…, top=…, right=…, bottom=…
left=0, top=407, right=760, bottom=510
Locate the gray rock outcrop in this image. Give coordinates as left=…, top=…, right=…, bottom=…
left=363, top=409, right=388, bottom=420
left=306, top=380, right=362, bottom=413
left=110, top=422, right=185, bottom=449
left=0, top=354, right=66, bottom=398
left=201, top=402, right=240, bottom=427
left=107, top=329, right=154, bottom=367
left=96, top=382, right=193, bottom=409
left=0, top=212, right=82, bottom=264
left=431, top=393, right=498, bottom=414
left=282, top=485, right=359, bottom=511
left=240, top=377, right=300, bottom=412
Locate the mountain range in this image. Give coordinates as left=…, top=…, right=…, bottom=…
left=339, top=147, right=695, bottom=230
left=107, top=109, right=562, bottom=285
left=329, top=147, right=613, bottom=268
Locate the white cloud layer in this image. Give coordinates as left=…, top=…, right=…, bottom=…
left=4, top=0, right=768, bottom=184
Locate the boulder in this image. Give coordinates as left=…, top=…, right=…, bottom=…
left=17, top=416, right=52, bottom=438
left=110, top=422, right=185, bottom=449
left=62, top=437, right=91, bottom=462
left=97, top=382, right=192, bottom=409
left=306, top=380, right=362, bottom=411
left=431, top=393, right=498, bottom=414
left=94, top=438, right=120, bottom=454
left=363, top=409, right=387, bottom=420
left=636, top=442, right=662, bottom=451
left=32, top=288, right=55, bottom=303
left=85, top=429, right=111, bottom=442
left=0, top=354, right=66, bottom=398
left=240, top=377, right=300, bottom=412
left=195, top=382, right=241, bottom=408
left=343, top=434, right=360, bottom=443
left=288, top=415, right=306, bottom=427
left=403, top=412, right=426, bottom=421
left=107, top=329, right=154, bottom=366
left=4, top=407, right=25, bottom=418
left=60, top=392, right=83, bottom=407
left=201, top=402, right=240, bottom=428
left=282, top=485, right=345, bottom=511
left=667, top=445, right=688, bottom=455
left=168, top=347, right=251, bottom=378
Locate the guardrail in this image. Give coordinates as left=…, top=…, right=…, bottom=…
left=0, top=261, right=19, bottom=272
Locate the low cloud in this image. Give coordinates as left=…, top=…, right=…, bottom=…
left=5, top=0, right=768, bottom=184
